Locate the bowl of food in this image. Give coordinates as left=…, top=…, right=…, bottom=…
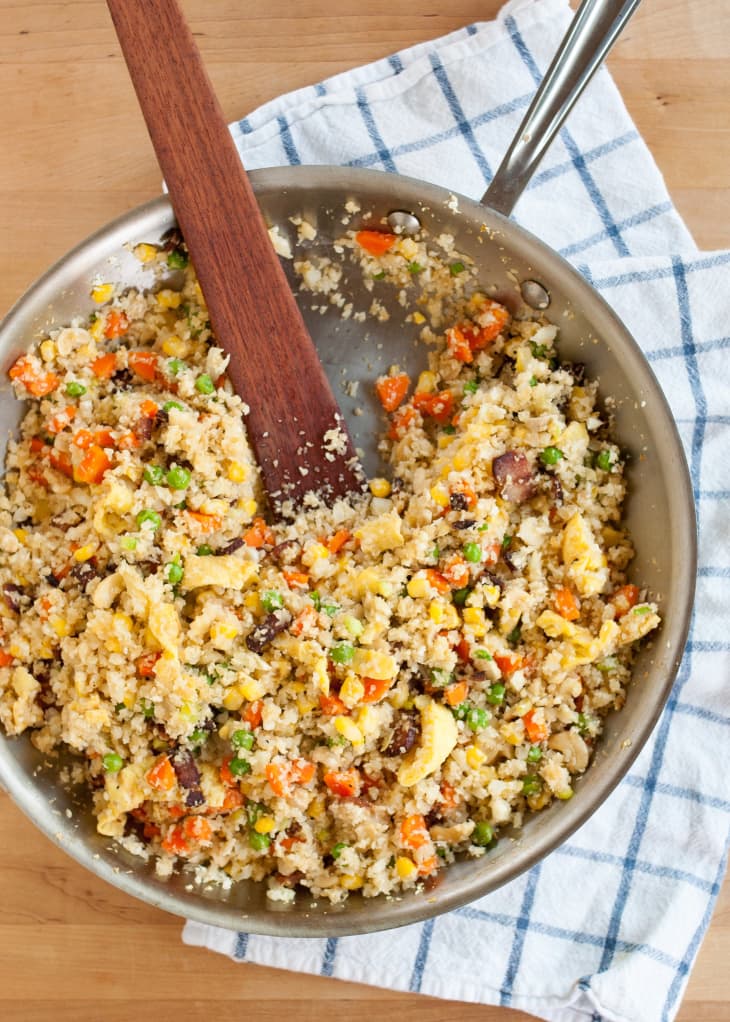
left=0, top=167, right=695, bottom=935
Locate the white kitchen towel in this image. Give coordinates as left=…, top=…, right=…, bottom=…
left=183, top=1, right=730, bottom=1020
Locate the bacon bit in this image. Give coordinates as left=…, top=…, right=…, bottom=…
left=49, top=449, right=74, bottom=479
left=244, top=516, right=275, bottom=548
left=47, top=406, right=77, bottom=434
left=412, top=389, right=455, bottom=424
left=242, top=699, right=263, bottom=730
left=439, top=781, right=459, bottom=810
left=442, top=555, right=470, bottom=589
left=388, top=404, right=418, bottom=440
left=375, top=373, right=410, bottom=412
left=425, top=568, right=450, bottom=595
left=265, top=758, right=316, bottom=798
left=128, top=350, right=159, bottom=381
left=290, top=604, right=318, bottom=637
left=610, top=584, right=639, bottom=618
left=90, top=353, right=117, bottom=379
left=324, top=529, right=351, bottom=555
left=104, top=310, right=129, bottom=339
left=355, top=229, right=397, bottom=256
left=323, top=768, right=361, bottom=798
left=492, top=450, right=536, bottom=505
left=146, top=755, right=177, bottom=792
left=73, top=444, right=111, bottom=485
left=362, top=676, right=392, bottom=703
left=319, top=692, right=349, bottom=717
left=136, top=651, right=161, bottom=678
left=444, top=679, right=469, bottom=707
left=161, top=824, right=189, bottom=856
left=8, top=356, right=60, bottom=396
left=400, top=813, right=430, bottom=850
left=446, top=326, right=474, bottom=363
left=187, top=510, right=223, bottom=534
left=553, top=586, right=580, bottom=621
left=522, top=709, right=549, bottom=744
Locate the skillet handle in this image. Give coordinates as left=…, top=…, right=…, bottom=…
left=482, top=0, right=641, bottom=216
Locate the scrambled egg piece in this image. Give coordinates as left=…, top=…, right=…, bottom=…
left=181, top=554, right=257, bottom=592
left=562, top=512, right=608, bottom=596
left=397, top=696, right=458, bottom=787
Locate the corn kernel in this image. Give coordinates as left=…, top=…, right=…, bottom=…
left=89, top=318, right=105, bottom=342
left=463, top=607, right=487, bottom=637
left=8, top=643, right=24, bottom=659
left=254, top=815, right=275, bottom=835
left=73, top=543, right=97, bottom=563
left=297, top=697, right=317, bottom=716
left=369, top=477, right=391, bottom=498
left=484, top=585, right=501, bottom=609
left=441, top=604, right=460, bottom=630
left=452, top=448, right=471, bottom=472
left=500, top=720, right=524, bottom=745
left=430, top=482, right=450, bottom=507
left=340, top=874, right=364, bottom=891
left=407, top=574, right=430, bottom=599
left=313, top=657, right=329, bottom=695
left=134, top=243, right=158, bottom=264
left=91, top=283, right=114, bottom=304
left=334, top=716, right=364, bottom=746
left=428, top=601, right=444, bottom=625
left=307, top=796, right=326, bottom=820
left=50, top=616, right=69, bottom=638
left=210, top=621, right=239, bottom=642
left=161, top=334, right=192, bottom=358
left=302, top=542, right=330, bottom=567
left=156, top=288, right=182, bottom=309
left=356, top=705, right=377, bottom=736
left=39, top=340, right=56, bottom=363
left=340, top=672, right=365, bottom=708
left=113, top=613, right=133, bottom=633
left=412, top=311, right=426, bottom=325
left=438, top=433, right=456, bottom=449
left=244, top=592, right=261, bottom=612
left=556, top=788, right=574, bottom=801
left=466, top=745, right=486, bottom=769
left=527, top=790, right=552, bottom=811
left=241, top=498, right=257, bottom=518
left=227, top=461, right=247, bottom=483
left=12, top=529, right=27, bottom=545
left=222, top=688, right=244, bottom=711
left=512, top=698, right=532, bottom=717
left=239, top=677, right=264, bottom=701
left=343, top=616, right=363, bottom=638
left=416, top=370, right=437, bottom=394
left=395, top=856, right=418, bottom=880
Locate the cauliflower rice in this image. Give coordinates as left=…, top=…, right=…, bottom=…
left=0, top=223, right=660, bottom=903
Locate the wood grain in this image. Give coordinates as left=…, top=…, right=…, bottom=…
left=0, top=1, right=728, bottom=1019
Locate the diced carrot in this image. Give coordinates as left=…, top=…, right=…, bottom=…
left=553, top=586, right=580, bottom=621
left=292, top=759, right=316, bottom=785
left=265, top=758, right=316, bottom=798
left=494, top=652, right=523, bottom=676
left=167, top=803, right=187, bottom=820
left=94, top=429, right=116, bottom=449
left=47, top=406, right=77, bottom=434
left=425, top=569, right=450, bottom=595
left=90, top=352, right=117, bottom=379
left=323, top=768, right=361, bottom=798
left=283, top=570, right=310, bottom=589
left=439, top=781, right=459, bottom=810
left=72, top=429, right=94, bottom=449
left=412, top=389, right=455, bottom=424
left=290, top=605, right=318, bottom=637
left=187, top=510, right=223, bottom=534
left=472, top=300, right=510, bottom=346
left=103, top=310, right=129, bottom=339
left=117, top=431, right=140, bottom=451
left=278, top=833, right=305, bottom=852
left=324, top=529, right=351, bottom=555
left=610, top=584, right=639, bottom=618
left=8, top=356, right=59, bottom=396
left=388, top=405, right=418, bottom=440
left=319, top=692, right=349, bottom=716
left=29, top=437, right=47, bottom=454
left=444, top=680, right=469, bottom=706
left=27, top=467, right=49, bottom=488
left=450, top=479, right=477, bottom=509
left=220, top=755, right=236, bottom=787
left=161, top=824, right=189, bottom=856
left=442, top=555, right=469, bottom=589
left=522, top=709, right=549, bottom=744
left=375, top=373, right=410, bottom=412
left=482, top=540, right=502, bottom=566
left=136, top=651, right=161, bottom=678
left=361, top=676, right=392, bottom=703
left=220, top=786, right=245, bottom=812
left=146, top=755, right=177, bottom=792
left=73, top=444, right=111, bottom=485
left=242, top=699, right=263, bottom=729
left=140, top=399, right=159, bottom=418
left=182, top=816, right=212, bottom=843
left=128, top=350, right=159, bottom=381
left=418, top=855, right=439, bottom=877
left=446, top=326, right=473, bottom=363
left=244, top=516, right=275, bottom=547
left=456, top=636, right=471, bottom=662
left=143, top=822, right=161, bottom=840
left=355, top=229, right=397, bottom=256
left=0, top=650, right=14, bottom=667
left=49, top=450, right=73, bottom=479
left=400, top=813, right=430, bottom=850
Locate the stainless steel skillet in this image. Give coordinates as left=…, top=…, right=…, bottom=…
left=0, top=0, right=696, bottom=936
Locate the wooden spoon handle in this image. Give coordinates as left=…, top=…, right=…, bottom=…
left=106, top=0, right=363, bottom=513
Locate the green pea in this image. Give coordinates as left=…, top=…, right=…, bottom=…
left=166, top=465, right=191, bottom=490
left=466, top=707, right=489, bottom=732
left=472, top=820, right=494, bottom=846
left=231, top=729, right=255, bottom=751
left=166, top=249, right=188, bottom=269
left=527, top=745, right=543, bottom=764
left=167, top=358, right=186, bottom=376
left=577, top=712, right=597, bottom=736
left=441, top=424, right=457, bottom=435
left=330, top=641, right=355, bottom=665
left=195, top=373, right=215, bottom=395
left=463, top=542, right=483, bottom=563
left=429, top=668, right=453, bottom=688
left=507, top=621, right=522, bottom=645
left=65, top=381, right=87, bottom=397
left=114, top=702, right=126, bottom=713
left=449, top=261, right=466, bottom=276
left=309, top=591, right=321, bottom=611
left=229, top=757, right=252, bottom=777
left=408, top=261, right=424, bottom=275
left=502, top=534, right=512, bottom=549
left=530, top=341, right=548, bottom=359
left=163, top=400, right=184, bottom=413
left=249, top=831, right=271, bottom=852
left=372, top=270, right=386, bottom=281
left=189, top=728, right=208, bottom=746
left=596, top=449, right=613, bottom=472
left=246, top=800, right=267, bottom=826
left=102, top=752, right=123, bottom=772
left=451, top=702, right=470, bottom=721
left=331, top=841, right=348, bottom=860
left=143, top=465, right=165, bottom=485
left=463, top=380, right=478, bottom=394
left=451, top=586, right=471, bottom=607
left=528, top=376, right=538, bottom=388
left=540, top=446, right=564, bottom=466
left=321, top=602, right=340, bottom=617
left=139, top=698, right=155, bottom=719
left=136, top=509, right=161, bottom=531
left=431, top=545, right=440, bottom=560
left=487, top=683, right=505, bottom=705
left=120, top=535, right=138, bottom=551
left=166, top=560, right=184, bottom=585
left=474, top=649, right=492, bottom=661
left=261, top=590, right=284, bottom=613
left=596, top=656, right=619, bottom=673
left=194, top=545, right=212, bottom=558
left=522, top=775, right=542, bottom=796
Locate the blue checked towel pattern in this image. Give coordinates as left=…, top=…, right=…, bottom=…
left=182, top=2, right=730, bottom=1019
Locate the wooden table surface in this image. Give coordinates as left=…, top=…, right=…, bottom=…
left=1, top=1, right=728, bottom=1019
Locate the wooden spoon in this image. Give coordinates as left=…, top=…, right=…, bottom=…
left=106, top=0, right=364, bottom=515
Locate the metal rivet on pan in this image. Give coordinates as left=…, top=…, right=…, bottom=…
left=387, top=210, right=421, bottom=235
left=521, top=279, right=551, bottom=310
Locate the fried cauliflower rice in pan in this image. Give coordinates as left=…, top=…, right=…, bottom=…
left=0, top=222, right=660, bottom=904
